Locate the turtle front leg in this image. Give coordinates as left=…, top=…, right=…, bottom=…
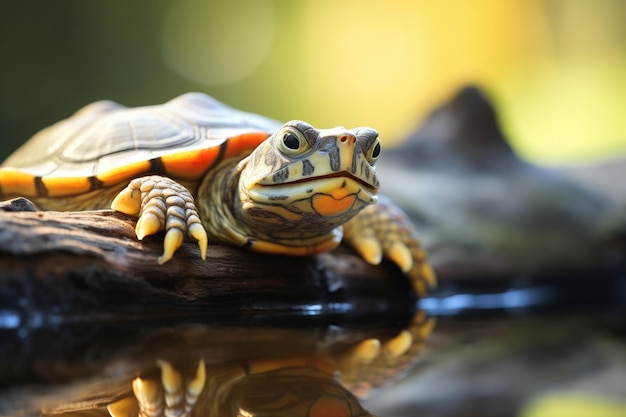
left=343, top=195, right=436, bottom=297
left=111, top=175, right=208, bottom=264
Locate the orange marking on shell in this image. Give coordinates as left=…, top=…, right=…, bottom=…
left=0, top=169, right=38, bottom=196
left=309, top=396, right=351, bottom=417
left=312, top=194, right=356, bottom=217
left=161, top=147, right=222, bottom=181
left=224, top=132, right=271, bottom=158
left=42, top=176, right=92, bottom=197
left=97, top=161, right=152, bottom=187
left=161, top=132, right=269, bottom=181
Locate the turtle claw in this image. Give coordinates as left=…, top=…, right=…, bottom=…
left=107, top=396, right=138, bottom=417
left=336, top=338, right=381, bottom=382
left=136, top=212, right=163, bottom=241
left=159, top=228, right=185, bottom=265
left=111, top=187, right=142, bottom=216
left=353, top=237, right=383, bottom=266
left=132, top=377, right=163, bottom=417
left=157, top=359, right=182, bottom=394
left=187, top=360, right=207, bottom=405
left=157, top=360, right=184, bottom=412
left=387, top=242, right=413, bottom=273
left=418, top=261, right=437, bottom=288
left=381, top=330, right=412, bottom=358
left=189, top=223, right=208, bottom=261
left=347, top=339, right=381, bottom=366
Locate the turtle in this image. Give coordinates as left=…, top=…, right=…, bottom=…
left=0, top=93, right=435, bottom=295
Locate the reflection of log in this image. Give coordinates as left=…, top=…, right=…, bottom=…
left=0, top=198, right=415, bottom=320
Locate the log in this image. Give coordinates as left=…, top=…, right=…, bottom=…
left=0, top=198, right=416, bottom=321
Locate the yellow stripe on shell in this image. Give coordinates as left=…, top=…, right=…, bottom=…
left=41, top=176, right=93, bottom=197
left=96, top=160, right=152, bottom=188
left=0, top=168, right=38, bottom=196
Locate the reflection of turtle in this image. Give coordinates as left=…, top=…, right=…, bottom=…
left=108, top=359, right=374, bottom=417
left=107, top=312, right=435, bottom=417
left=0, top=93, right=435, bottom=295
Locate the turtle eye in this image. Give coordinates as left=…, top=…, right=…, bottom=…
left=366, top=137, right=381, bottom=164
left=277, top=127, right=308, bottom=156
left=283, top=132, right=300, bottom=150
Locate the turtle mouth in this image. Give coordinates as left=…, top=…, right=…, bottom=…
left=246, top=173, right=378, bottom=209
left=259, top=171, right=378, bottom=192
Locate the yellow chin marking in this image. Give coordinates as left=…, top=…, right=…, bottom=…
left=312, top=193, right=356, bottom=217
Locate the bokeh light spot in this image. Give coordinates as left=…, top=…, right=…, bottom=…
left=162, top=0, right=275, bottom=85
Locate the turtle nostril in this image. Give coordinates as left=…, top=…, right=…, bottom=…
left=339, top=135, right=356, bottom=144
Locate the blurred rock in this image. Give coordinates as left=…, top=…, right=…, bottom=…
left=378, top=86, right=625, bottom=280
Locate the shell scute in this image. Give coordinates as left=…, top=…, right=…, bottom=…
left=60, top=108, right=196, bottom=162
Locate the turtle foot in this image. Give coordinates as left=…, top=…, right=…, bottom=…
left=337, top=311, right=436, bottom=398
left=343, top=195, right=436, bottom=297
left=107, top=360, right=206, bottom=417
left=111, top=175, right=208, bottom=264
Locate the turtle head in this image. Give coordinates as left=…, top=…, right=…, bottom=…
left=237, top=120, right=380, bottom=251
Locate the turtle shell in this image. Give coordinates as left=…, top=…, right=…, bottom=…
left=0, top=93, right=282, bottom=198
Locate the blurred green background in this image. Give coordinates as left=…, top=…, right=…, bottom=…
left=1, top=0, right=624, bottom=164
